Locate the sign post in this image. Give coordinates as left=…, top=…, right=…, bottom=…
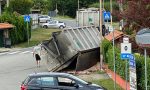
left=24, top=15, right=30, bottom=46
left=121, top=37, right=132, bottom=90
left=129, top=54, right=137, bottom=90
left=135, top=28, right=150, bottom=90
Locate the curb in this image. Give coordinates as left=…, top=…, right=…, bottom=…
left=103, top=64, right=130, bottom=90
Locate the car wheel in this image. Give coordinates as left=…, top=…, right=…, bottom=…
left=59, top=26, right=64, bottom=29
left=43, top=25, right=48, bottom=29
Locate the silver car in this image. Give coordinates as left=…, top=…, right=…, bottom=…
left=38, top=15, right=52, bottom=23
left=42, top=20, right=66, bottom=29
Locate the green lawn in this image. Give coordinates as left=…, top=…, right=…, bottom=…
left=54, top=15, right=74, bottom=20
left=92, top=79, right=123, bottom=90
left=14, top=28, right=60, bottom=48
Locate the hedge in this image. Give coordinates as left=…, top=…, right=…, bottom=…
left=102, top=39, right=150, bottom=90
left=0, top=12, right=31, bottom=45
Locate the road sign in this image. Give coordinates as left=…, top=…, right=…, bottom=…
left=109, top=25, right=113, bottom=32
left=129, top=54, right=136, bottom=67
left=129, top=54, right=137, bottom=90
left=103, top=12, right=111, bottom=21
left=24, top=15, right=30, bottom=22
left=121, top=53, right=131, bottom=59
left=121, top=43, right=131, bottom=54
left=123, top=37, right=129, bottom=43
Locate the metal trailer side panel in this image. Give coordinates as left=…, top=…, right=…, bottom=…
left=42, top=26, right=101, bottom=71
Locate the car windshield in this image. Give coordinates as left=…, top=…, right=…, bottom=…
left=69, top=75, right=88, bottom=84
left=59, top=21, right=63, bottom=23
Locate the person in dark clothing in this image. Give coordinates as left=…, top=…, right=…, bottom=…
left=33, top=45, right=41, bottom=67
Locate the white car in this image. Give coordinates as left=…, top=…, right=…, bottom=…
left=42, top=20, right=66, bottom=29
left=38, top=15, right=52, bottom=23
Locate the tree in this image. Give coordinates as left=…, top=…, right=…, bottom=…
left=48, top=0, right=98, bottom=18
left=32, top=0, right=48, bottom=14
left=121, top=0, right=150, bottom=31
left=6, top=0, right=33, bottom=14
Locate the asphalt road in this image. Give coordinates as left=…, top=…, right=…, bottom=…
left=0, top=48, right=47, bottom=90
left=58, top=19, right=78, bottom=28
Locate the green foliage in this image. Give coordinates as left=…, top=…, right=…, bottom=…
left=0, top=12, right=31, bottom=45
left=135, top=55, right=150, bottom=90
left=124, top=27, right=133, bottom=35
left=48, top=0, right=98, bottom=18
left=89, top=1, right=119, bottom=11
left=32, top=0, right=48, bottom=14
left=102, top=39, right=112, bottom=63
left=6, top=0, right=33, bottom=14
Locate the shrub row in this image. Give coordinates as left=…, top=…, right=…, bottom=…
left=0, top=12, right=31, bottom=45
left=102, top=39, right=150, bottom=90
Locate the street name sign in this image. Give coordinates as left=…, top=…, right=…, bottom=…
left=121, top=53, right=131, bottom=59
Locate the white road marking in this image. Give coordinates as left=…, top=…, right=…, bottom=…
left=20, top=51, right=31, bottom=54
left=8, top=51, right=21, bottom=55
left=0, top=52, right=8, bottom=55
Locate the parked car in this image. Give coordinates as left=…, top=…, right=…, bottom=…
left=21, top=72, right=106, bottom=90
left=38, top=15, right=52, bottom=23
left=42, top=20, right=66, bottom=29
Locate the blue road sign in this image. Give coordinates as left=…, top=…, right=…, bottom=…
left=129, top=60, right=136, bottom=68
left=24, top=15, right=30, bottom=22
left=103, top=12, right=111, bottom=21
left=129, top=54, right=136, bottom=68
left=121, top=53, right=131, bottom=59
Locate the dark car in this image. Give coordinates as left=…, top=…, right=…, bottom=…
left=21, top=72, right=106, bottom=90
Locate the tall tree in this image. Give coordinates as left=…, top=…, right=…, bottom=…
left=48, top=0, right=98, bottom=18
left=32, top=0, right=48, bottom=14
left=121, top=0, right=150, bottom=31
left=6, top=0, right=33, bottom=14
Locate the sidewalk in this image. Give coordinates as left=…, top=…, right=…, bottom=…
left=0, top=48, right=21, bottom=53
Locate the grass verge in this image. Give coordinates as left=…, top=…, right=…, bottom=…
left=54, top=15, right=74, bottom=20
left=92, top=79, right=123, bottom=90
left=14, top=28, right=60, bottom=48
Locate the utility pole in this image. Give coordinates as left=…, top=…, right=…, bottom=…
left=110, top=0, right=112, bottom=25
left=99, top=0, right=103, bottom=71
left=7, top=0, right=9, bottom=7
left=0, top=0, right=2, bottom=16
left=77, top=0, right=79, bottom=27
left=119, top=0, right=123, bottom=30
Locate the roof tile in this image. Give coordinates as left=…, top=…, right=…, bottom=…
left=104, top=30, right=123, bottom=41
left=0, top=23, right=14, bottom=30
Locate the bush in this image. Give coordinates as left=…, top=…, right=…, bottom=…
left=135, top=55, right=150, bottom=90
left=0, top=12, right=31, bottom=45
left=102, top=39, right=112, bottom=63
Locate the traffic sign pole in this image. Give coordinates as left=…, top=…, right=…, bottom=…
left=27, top=22, right=29, bottom=46
left=24, top=15, right=30, bottom=46
left=112, top=27, right=116, bottom=90
left=125, top=59, right=128, bottom=90
left=144, top=48, right=147, bottom=90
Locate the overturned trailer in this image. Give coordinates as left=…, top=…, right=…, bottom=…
left=41, top=26, right=101, bottom=71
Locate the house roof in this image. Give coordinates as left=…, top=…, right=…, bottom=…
left=104, top=30, right=124, bottom=41
left=0, top=23, right=14, bottom=30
